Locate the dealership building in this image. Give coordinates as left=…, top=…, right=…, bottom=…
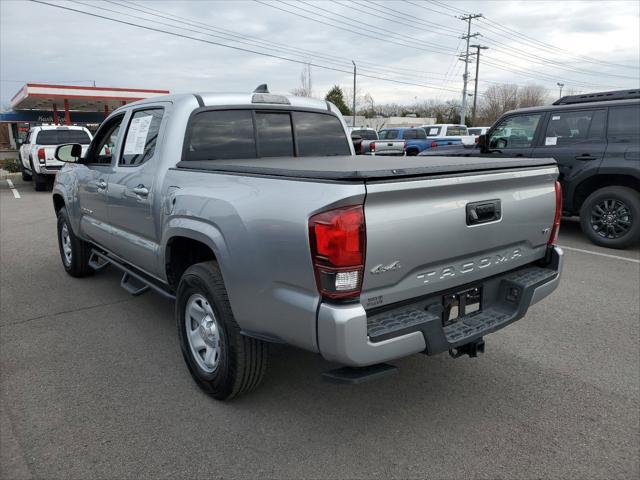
left=0, top=83, right=169, bottom=156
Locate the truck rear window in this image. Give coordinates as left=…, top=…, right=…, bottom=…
left=185, top=109, right=350, bottom=160
left=351, top=129, right=378, bottom=140
left=36, top=129, right=91, bottom=145
left=378, top=130, right=399, bottom=140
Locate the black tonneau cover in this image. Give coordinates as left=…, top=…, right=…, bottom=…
left=176, top=156, right=556, bottom=181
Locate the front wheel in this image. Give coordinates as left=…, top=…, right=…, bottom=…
left=579, top=186, right=640, bottom=249
left=176, top=261, right=267, bottom=400
left=57, top=207, right=93, bottom=277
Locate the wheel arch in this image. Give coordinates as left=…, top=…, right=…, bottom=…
left=572, top=174, right=640, bottom=215
left=163, top=222, right=230, bottom=291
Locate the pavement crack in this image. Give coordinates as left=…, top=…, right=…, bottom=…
left=1, top=298, right=134, bottom=328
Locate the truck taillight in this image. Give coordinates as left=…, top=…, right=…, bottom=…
left=548, top=181, right=562, bottom=246
left=309, top=205, right=365, bottom=300
left=403, top=141, right=407, bottom=151
left=37, top=148, right=45, bottom=163
left=370, top=142, right=375, bottom=152
left=431, top=141, right=438, bottom=148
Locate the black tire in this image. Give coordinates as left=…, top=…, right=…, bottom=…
left=57, top=207, right=93, bottom=277
left=406, top=149, right=419, bottom=156
left=30, top=158, right=47, bottom=191
left=176, top=261, right=267, bottom=400
left=579, top=186, right=640, bottom=249
left=19, top=157, right=32, bottom=181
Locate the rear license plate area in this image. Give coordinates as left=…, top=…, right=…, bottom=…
left=443, top=287, right=481, bottom=325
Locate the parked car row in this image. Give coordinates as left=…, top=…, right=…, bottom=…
left=350, top=123, right=478, bottom=156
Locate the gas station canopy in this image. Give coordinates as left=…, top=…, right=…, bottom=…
left=10, top=83, right=170, bottom=112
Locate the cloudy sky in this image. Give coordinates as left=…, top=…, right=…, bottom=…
left=1, top=0, right=639, bottom=108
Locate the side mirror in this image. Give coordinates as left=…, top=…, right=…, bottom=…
left=477, top=134, right=488, bottom=152
left=55, top=143, right=82, bottom=163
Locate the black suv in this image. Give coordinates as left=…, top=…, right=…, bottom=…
left=425, top=90, right=640, bottom=249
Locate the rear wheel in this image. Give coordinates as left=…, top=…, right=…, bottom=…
left=30, top=158, right=47, bottom=191
left=406, top=148, right=419, bottom=156
left=19, top=156, right=31, bottom=181
left=57, top=207, right=93, bottom=277
left=176, top=261, right=267, bottom=400
left=579, top=186, right=640, bottom=249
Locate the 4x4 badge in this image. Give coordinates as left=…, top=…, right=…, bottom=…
left=371, top=261, right=402, bottom=274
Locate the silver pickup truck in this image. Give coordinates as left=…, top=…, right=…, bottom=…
left=52, top=87, right=563, bottom=400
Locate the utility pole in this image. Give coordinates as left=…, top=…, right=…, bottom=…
left=557, top=82, right=564, bottom=99
left=470, top=44, right=488, bottom=127
left=459, top=13, right=482, bottom=125
left=352, top=60, right=357, bottom=128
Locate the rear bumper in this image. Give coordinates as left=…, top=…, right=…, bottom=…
left=36, top=165, right=62, bottom=175
left=317, top=246, right=563, bottom=366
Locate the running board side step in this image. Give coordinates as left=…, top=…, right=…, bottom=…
left=89, top=249, right=176, bottom=300
left=322, top=363, right=398, bottom=384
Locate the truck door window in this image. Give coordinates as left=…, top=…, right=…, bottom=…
left=402, top=130, right=417, bottom=139
left=86, top=114, right=125, bottom=164
left=186, top=110, right=257, bottom=160
left=120, top=108, right=164, bottom=166
left=489, top=114, right=542, bottom=149
left=543, top=110, right=603, bottom=145
left=255, top=112, right=294, bottom=157
left=447, top=126, right=468, bottom=136
left=293, top=112, right=351, bottom=156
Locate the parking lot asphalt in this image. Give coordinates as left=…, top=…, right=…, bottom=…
left=1, top=176, right=639, bottom=480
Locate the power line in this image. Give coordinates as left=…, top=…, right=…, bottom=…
left=28, top=0, right=465, bottom=95
left=416, top=0, right=638, bottom=70
left=100, top=0, right=460, bottom=85
left=268, top=0, right=458, bottom=55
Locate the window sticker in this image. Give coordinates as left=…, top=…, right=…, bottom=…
left=545, top=136, right=558, bottom=146
left=552, top=115, right=561, bottom=120
left=124, top=115, right=153, bottom=155
left=429, top=128, right=439, bottom=135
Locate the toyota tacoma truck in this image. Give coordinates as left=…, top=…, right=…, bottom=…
left=19, top=125, right=92, bottom=190
left=51, top=86, right=563, bottom=400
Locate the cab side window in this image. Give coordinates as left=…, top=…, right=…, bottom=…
left=608, top=106, right=640, bottom=138
left=86, top=114, right=125, bottom=164
left=489, top=114, right=542, bottom=149
left=120, top=109, right=164, bottom=166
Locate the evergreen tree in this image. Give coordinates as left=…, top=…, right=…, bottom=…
left=325, top=85, right=351, bottom=116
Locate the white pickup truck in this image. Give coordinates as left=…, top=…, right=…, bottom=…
left=19, top=125, right=92, bottom=190
left=421, top=123, right=476, bottom=148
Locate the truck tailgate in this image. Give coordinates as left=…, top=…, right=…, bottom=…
left=372, top=140, right=405, bottom=155
left=360, top=165, right=558, bottom=309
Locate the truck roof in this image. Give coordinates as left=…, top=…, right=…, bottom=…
left=31, top=125, right=89, bottom=131
left=501, top=98, right=640, bottom=116
left=116, top=92, right=333, bottom=112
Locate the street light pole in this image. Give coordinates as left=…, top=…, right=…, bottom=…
left=470, top=44, right=488, bottom=127
left=557, top=82, right=564, bottom=99
left=352, top=60, right=357, bottom=128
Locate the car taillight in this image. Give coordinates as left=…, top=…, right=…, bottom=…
left=37, top=148, right=45, bottom=163
left=431, top=141, right=438, bottom=148
left=548, top=181, right=562, bottom=246
left=309, top=205, right=365, bottom=300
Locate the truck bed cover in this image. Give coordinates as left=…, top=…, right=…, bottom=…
left=176, top=156, right=556, bottom=181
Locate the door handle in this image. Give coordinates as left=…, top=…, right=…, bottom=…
left=575, top=154, right=598, bottom=161
left=132, top=185, right=149, bottom=197
left=97, top=180, right=107, bottom=189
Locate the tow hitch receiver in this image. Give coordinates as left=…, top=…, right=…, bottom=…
left=449, top=337, right=485, bottom=358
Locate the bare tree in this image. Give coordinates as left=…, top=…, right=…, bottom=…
left=290, top=64, right=313, bottom=97
left=518, top=84, right=549, bottom=108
